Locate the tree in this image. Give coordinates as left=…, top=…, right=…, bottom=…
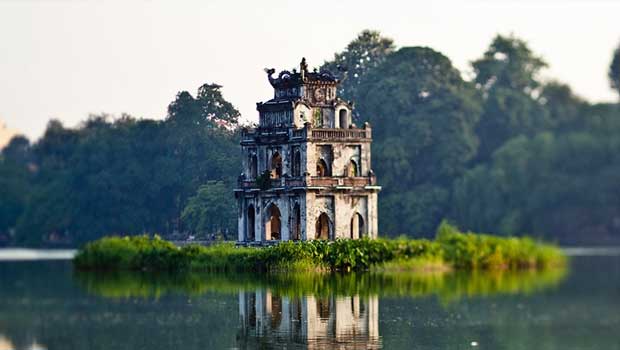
left=0, top=137, right=32, bottom=239
left=13, top=82, right=241, bottom=245
left=181, top=181, right=236, bottom=239
left=610, top=42, right=620, bottom=97
left=473, top=35, right=550, bottom=161
left=321, top=30, right=394, bottom=121
left=451, top=107, right=620, bottom=243
left=1, top=135, right=32, bottom=165
left=356, top=47, right=482, bottom=236
left=539, top=81, right=585, bottom=131
left=167, top=83, right=240, bottom=129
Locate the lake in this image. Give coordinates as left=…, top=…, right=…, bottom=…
left=0, top=249, right=618, bottom=349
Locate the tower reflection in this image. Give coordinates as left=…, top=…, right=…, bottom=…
left=238, top=290, right=381, bottom=348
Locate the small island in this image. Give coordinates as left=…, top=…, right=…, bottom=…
left=73, top=59, right=565, bottom=274
left=74, top=222, right=565, bottom=272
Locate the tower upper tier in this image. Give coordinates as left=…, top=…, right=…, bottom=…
left=257, top=58, right=353, bottom=129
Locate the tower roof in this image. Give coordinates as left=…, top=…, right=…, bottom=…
left=265, top=58, right=338, bottom=89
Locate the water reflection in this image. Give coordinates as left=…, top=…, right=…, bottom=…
left=74, top=268, right=568, bottom=302
left=70, top=268, right=566, bottom=348
left=238, top=290, right=380, bottom=349
left=2, top=257, right=619, bottom=349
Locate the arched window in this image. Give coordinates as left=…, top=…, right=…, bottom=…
left=249, top=154, right=257, bottom=179
left=350, top=213, right=364, bottom=239
left=348, top=159, right=358, bottom=177
left=265, top=204, right=281, bottom=240
left=293, top=149, right=301, bottom=177
left=339, top=109, right=349, bottom=129
left=247, top=205, right=255, bottom=241
left=271, top=152, right=282, bottom=179
left=316, top=158, right=329, bottom=177
left=316, top=213, right=330, bottom=240
left=291, top=204, right=301, bottom=241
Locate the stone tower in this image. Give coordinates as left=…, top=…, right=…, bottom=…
left=235, top=58, right=380, bottom=243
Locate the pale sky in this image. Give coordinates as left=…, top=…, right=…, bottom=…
left=0, top=0, right=618, bottom=140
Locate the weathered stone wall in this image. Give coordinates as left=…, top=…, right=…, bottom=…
left=304, top=193, right=334, bottom=240
left=294, top=104, right=311, bottom=128
left=333, top=195, right=368, bottom=239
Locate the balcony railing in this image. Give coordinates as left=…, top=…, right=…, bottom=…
left=237, top=176, right=376, bottom=190
left=241, top=124, right=372, bottom=144
left=310, top=128, right=369, bottom=140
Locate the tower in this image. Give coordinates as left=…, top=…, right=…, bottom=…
left=235, top=58, right=380, bottom=243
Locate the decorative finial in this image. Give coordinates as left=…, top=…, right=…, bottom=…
left=300, top=57, right=308, bottom=81
left=264, top=68, right=276, bottom=84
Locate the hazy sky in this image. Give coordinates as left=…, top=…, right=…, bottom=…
left=1, top=0, right=618, bottom=139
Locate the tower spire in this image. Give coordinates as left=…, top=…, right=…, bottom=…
left=300, top=57, right=308, bottom=81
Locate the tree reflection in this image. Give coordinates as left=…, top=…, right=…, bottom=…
left=74, top=268, right=567, bottom=302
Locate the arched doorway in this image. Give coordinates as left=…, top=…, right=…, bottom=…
left=348, top=159, right=358, bottom=177
left=265, top=204, right=281, bottom=240
left=271, top=152, right=282, bottom=179
left=350, top=213, right=364, bottom=239
left=291, top=204, right=301, bottom=241
left=316, top=159, right=329, bottom=176
left=247, top=205, right=255, bottom=241
left=339, top=109, right=348, bottom=129
left=316, top=213, right=330, bottom=240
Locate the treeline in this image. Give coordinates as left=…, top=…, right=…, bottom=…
left=1, top=31, right=619, bottom=245
left=0, top=85, right=239, bottom=245
left=322, top=31, right=620, bottom=244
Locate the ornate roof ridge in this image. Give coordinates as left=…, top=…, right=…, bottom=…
left=265, top=58, right=338, bottom=89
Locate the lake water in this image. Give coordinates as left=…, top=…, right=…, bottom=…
left=0, top=250, right=618, bottom=350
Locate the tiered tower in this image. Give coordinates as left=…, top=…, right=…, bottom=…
left=235, top=58, right=380, bottom=243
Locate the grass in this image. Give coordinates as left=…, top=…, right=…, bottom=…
left=74, top=222, right=566, bottom=273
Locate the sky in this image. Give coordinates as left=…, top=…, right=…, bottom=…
left=0, top=0, right=618, bottom=140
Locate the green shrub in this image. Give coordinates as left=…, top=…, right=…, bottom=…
left=74, top=224, right=565, bottom=272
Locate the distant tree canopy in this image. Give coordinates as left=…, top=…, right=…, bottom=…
left=1, top=30, right=619, bottom=245
left=181, top=181, right=236, bottom=238
left=1, top=85, right=239, bottom=245
left=356, top=47, right=482, bottom=236
left=610, top=42, right=620, bottom=97
left=321, top=30, right=394, bottom=121
left=472, top=35, right=551, bottom=161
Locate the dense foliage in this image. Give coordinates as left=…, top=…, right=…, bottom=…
left=74, top=223, right=565, bottom=272
left=355, top=46, right=482, bottom=235
left=321, top=30, right=395, bottom=121
left=610, top=41, right=620, bottom=97
left=1, top=31, right=620, bottom=245
left=0, top=85, right=239, bottom=245
left=333, top=32, right=620, bottom=243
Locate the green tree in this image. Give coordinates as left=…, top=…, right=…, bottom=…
left=13, top=83, right=241, bottom=245
left=539, top=81, right=586, bottom=132
left=451, top=107, right=620, bottom=243
left=610, top=42, right=620, bottom=97
left=0, top=136, right=33, bottom=239
left=321, top=30, right=394, bottom=121
left=181, top=181, right=236, bottom=239
left=357, top=47, right=482, bottom=236
left=473, top=35, right=550, bottom=161
left=167, top=83, right=240, bottom=128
